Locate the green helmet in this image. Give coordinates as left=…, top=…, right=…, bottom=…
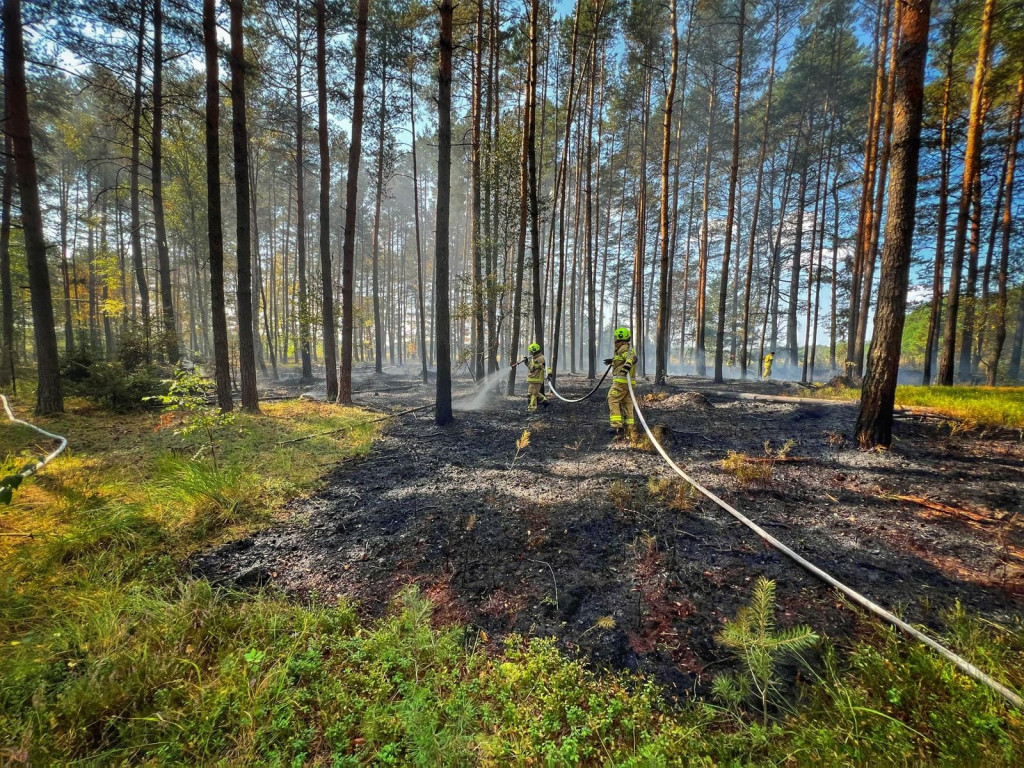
left=614, top=327, right=631, bottom=342
left=528, top=342, right=541, bottom=355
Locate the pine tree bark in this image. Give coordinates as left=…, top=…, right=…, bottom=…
left=847, top=0, right=888, bottom=368
left=409, top=69, right=428, bottom=384
left=371, top=68, right=387, bottom=375
left=338, top=0, right=368, bottom=404
left=922, top=5, right=958, bottom=384
left=0, top=112, right=15, bottom=388
left=655, top=0, right=679, bottom=385
left=938, top=0, right=995, bottom=385
left=528, top=0, right=543, bottom=355
left=294, top=7, right=312, bottom=380
left=130, top=2, right=150, bottom=354
left=857, top=0, right=931, bottom=448
left=153, top=0, right=179, bottom=363
left=695, top=67, right=717, bottom=377
left=435, top=0, right=455, bottom=424
left=3, top=0, right=63, bottom=413
left=315, top=0, right=338, bottom=399
left=471, top=0, right=486, bottom=380
left=740, top=0, right=780, bottom=378
left=987, top=75, right=1020, bottom=384
left=714, top=0, right=744, bottom=384
left=228, top=0, right=259, bottom=412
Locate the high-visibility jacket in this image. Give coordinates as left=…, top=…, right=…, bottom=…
left=526, top=353, right=546, bottom=383
left=611, top=341, right=637, bottom=384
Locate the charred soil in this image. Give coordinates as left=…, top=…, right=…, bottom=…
left=196, top=369, right=1024, bottom=696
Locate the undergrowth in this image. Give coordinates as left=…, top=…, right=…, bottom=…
left=1, top=393, right=1022, bottom=764
left=805, top=384, right=1024, bottom=429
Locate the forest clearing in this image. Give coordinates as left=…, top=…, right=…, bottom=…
left=3, top=0, right=1024, bottom=761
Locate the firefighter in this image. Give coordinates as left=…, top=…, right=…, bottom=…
left=762, top=352, right=774, bottom=380
left=603, top=327, right=637, bottom=437
left=524, top=343, right=549, bottom=412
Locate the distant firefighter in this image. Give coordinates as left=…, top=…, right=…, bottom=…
left=762, top=352, right=774, bottom=380
left=603, top=327, right=637, bottom=437
left=524, top=343, right=549, bottom=413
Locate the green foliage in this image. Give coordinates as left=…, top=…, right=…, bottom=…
left=1, top=405, right=1022, bottom=764
left=151, top=367, right=237, bottom=466
left=715, top=577, right=819, bottom=722
left=60, top=349, right=167, bottom=412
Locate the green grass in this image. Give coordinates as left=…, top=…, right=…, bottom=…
left=1, top=395, right=1023, bottom=764
left=803, top=385, right=1024, bottom=429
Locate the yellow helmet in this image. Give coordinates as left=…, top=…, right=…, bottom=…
left=614, top=327, right=631, bottom=342
left=528, top=343, right=541, bottom=355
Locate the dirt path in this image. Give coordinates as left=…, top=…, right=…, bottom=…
left=197, top=369, right=1024, bottom=694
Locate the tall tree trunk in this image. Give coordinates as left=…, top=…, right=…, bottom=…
left=714, top=0, right=744, bottom=384
left=855, top=1, right=901, bottom=373
left=549, top=1, right=581, bottom=380
left=3, top=0, right=63, bottom=413
left=655, top=0, right=679, bottom=385
left=0, top=109, right=15, bottom=388
left=938, top=0, right=995, bottom=385
left=130, top=1, right=150, bottom=354
left=409, top=69, right=428, bottom=383
left=435, top=0, right=455, bottom=424
left=153, top=0, right=179, bottom=363
left=528, top=0, right=543, bottom=355
left=471, top=0, right=485, bottom=379
left=59, top=178, right=74, bottom=353
left=316, top=0, right=338, bottom=399
left=633, top=71, right=651, bottom=375
left=857, top=0, right=931, bottom=447
left=507, top=20, right=533, bottom=394
left=988, top=72, right=1022, bottom=385
left=923, top=5, right=959, bottom=384
left=228, top=0, right=259, bottom=412
left=847, top=0, right=888, bottom=367
left=740, top=1, right=779, bottom=379
left=295, top=7, right=312, bottom=380
left=371, top=68, right=387, bottom=375
left=695, top=67, right=717, bottom=377
left=787, top=153, right=809, bottom=370
left=338, top=0, right=368, bottom=404
left=957, top=172, right=983, bottom=381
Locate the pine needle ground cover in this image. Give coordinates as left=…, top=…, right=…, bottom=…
left=1, top=398, right=1022, bottom=764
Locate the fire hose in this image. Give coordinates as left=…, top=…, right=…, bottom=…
left=546, top=365, right=612, bottom=404
left=623, top=373, right=1023, bottom=711
left=1, top=394, right=68, bottom=505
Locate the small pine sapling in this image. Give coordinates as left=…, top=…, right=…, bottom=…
left=714, top=576, right=819, bottom=723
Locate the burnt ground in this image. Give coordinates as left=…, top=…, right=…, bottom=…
left=196, top=367, right=1024, bottom=696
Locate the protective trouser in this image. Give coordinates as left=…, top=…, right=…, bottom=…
left=528, top=382, right=548, bottom=412
left=607, top=380, right=634, bottom=428
left=526, top=353, right=547, bottom=412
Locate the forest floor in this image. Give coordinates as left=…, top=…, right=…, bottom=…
left=197, top=367, right=1024, bottom=697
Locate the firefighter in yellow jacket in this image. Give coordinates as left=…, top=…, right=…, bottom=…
left=524, top=343, right=549, bottom=413
left=603, top=327, right=637, bottom=436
